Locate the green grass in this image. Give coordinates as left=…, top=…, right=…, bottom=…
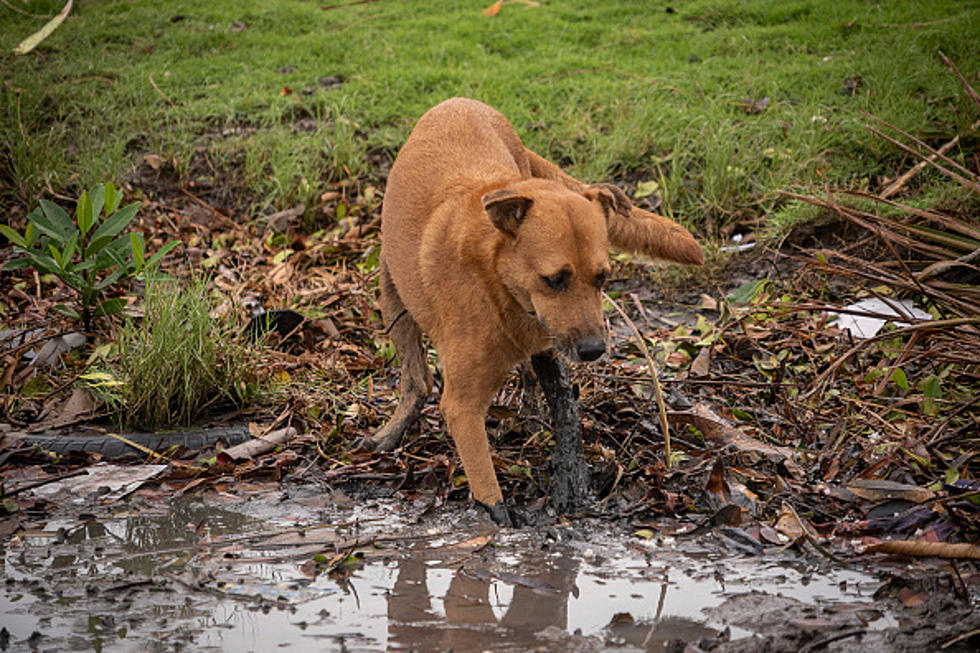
left=96, top=273, right=262, bottom=429
left=1, top=0, right=977, bottom=231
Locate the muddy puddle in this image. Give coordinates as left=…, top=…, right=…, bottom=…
left=1, top=483, right=937, bottom=653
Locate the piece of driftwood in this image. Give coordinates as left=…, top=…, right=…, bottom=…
left=221, top=426, right=298, bottom=461
left=531, top=352, right=593, bottom=512
left=866, top=540, right=980, bottom=560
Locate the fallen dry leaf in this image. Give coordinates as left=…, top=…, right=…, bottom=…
left=705, top=457, right=731, bottom=506
left=845, top=479, right=936, bottom=503
left=13, top=0, right=72, bottom=55
left=690, top=346, right=711, bottom=376
left=698, top=293, right=718, bottom=310
left=897, top=587, right=929, bottom=608
left=1, top=354, right=16, bottom=388
left=667, top=403, right=803, bottom=477
left=482, top=1, right=502, bottom=16
left=774, top=501, right=815, bottom=540
left=32, top=387, right=94, bottom=431
left=447, top=534, right=493, bottom=553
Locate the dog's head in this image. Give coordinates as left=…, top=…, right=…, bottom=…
left=483, top=179, right=624, bottom=362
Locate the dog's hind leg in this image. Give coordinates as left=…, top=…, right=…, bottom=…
left=531, top=351, right=593, bottom=513
left=364, top=261, right=433, bottom=452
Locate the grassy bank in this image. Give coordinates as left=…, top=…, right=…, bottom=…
left=2, top=0, right=978, bottom=231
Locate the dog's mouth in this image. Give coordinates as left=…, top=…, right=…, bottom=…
left=561, top=343, right=587, bottom=363
left=526, top=309, right=607, bottom=363
left=562, top=338, right=607, bottom=363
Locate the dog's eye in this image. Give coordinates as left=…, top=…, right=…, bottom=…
left=594, top=271, right=609, bottom=289
left=541, top=270, right=570, bottom=291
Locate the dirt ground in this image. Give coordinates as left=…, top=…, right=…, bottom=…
left=2, top=232, right=979, bottom=650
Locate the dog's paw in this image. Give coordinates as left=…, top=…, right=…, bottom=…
left=355, top=427, right=404, bottom=452
left=350, top=435, right=376, bottom=451
left=478, top=500, right=523, bottom=528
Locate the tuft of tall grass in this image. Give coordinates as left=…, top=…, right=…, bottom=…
left=107, top=274, right=261, bottom=430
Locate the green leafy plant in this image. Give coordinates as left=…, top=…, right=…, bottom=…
left=1, top=182, right=177, bottom=331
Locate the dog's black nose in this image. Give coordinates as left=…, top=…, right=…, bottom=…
left=577, top=338, right=605, bottom=362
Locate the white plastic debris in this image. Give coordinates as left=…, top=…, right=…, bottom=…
left=833, top=298, right=931, bottom=339
left=29, top=462, right=167, bottom=503
left=720, top=233, right=757, bottom=253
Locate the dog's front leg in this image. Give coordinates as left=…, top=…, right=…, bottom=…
left=442, top=395, right=511, bottom=525
left=531, top=351, right=593, bottom=513
left=440, top=365, right=515, bottom=527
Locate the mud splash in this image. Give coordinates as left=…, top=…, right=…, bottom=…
left=1, top=489, right=926, bottom=653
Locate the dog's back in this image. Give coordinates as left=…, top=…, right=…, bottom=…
left=380, top=98, right=536, bottom=335
left=382, top=98, right=529, bottom=221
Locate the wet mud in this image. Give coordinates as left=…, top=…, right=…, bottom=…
left=3, top=483, right=974, bottom=652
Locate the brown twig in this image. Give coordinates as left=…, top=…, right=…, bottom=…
left=800, top=627, right=866, bottom=653
left=916, top=247, right=980, bottom=282
left=880, top=121, right=979, bottom=199
left=924, top=395, right=978, bottom=444
left=801, top=315, right=980, bottom=400
left=873, top=18, right=956, bottom=28
left=178, top=188, right=237, bottom=228
left=611, top=376, right=797, bottom=389
left=604, top=292, right=673, bottom=467
left=148, top=74, right=176, bottom=108
left=943, top=627, right=980, bottom=650
left=0, top=0, right=52, bottom=18
left=810, top=247, right=979, bottom=316
left=938, top=50, right=980, bottom=110
left=4, top=469, right=88, bottom=497
left=862, top=122, right=980, bottom=194
left=321, top=0, right=384, bottom=10
left=837, top=189, right=980, bottom=240
left=780, top=190, right=956, bottom=258
left=862, top=111, right=978, bottom=181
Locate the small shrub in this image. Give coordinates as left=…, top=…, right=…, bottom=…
left=98, top=274, right=261, bottom=430
left=1, top=182, right=177, bottom=331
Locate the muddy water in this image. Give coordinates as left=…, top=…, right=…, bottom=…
left=2, top=493, right=896, bottom=652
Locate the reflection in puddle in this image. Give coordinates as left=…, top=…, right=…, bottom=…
left=1, top=497, right=892, bottom=651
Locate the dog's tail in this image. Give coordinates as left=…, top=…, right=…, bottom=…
left=607, top=209, right=703, bottom=264
left=523, top=148, right=703, bottom=265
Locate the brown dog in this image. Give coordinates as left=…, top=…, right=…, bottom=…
left=364, top=98, right=701, bottom=523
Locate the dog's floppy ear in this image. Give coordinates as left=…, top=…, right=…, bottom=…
left=584, top=183, right=632, bottom=220
left=482, top=188, right=533, bottom=236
